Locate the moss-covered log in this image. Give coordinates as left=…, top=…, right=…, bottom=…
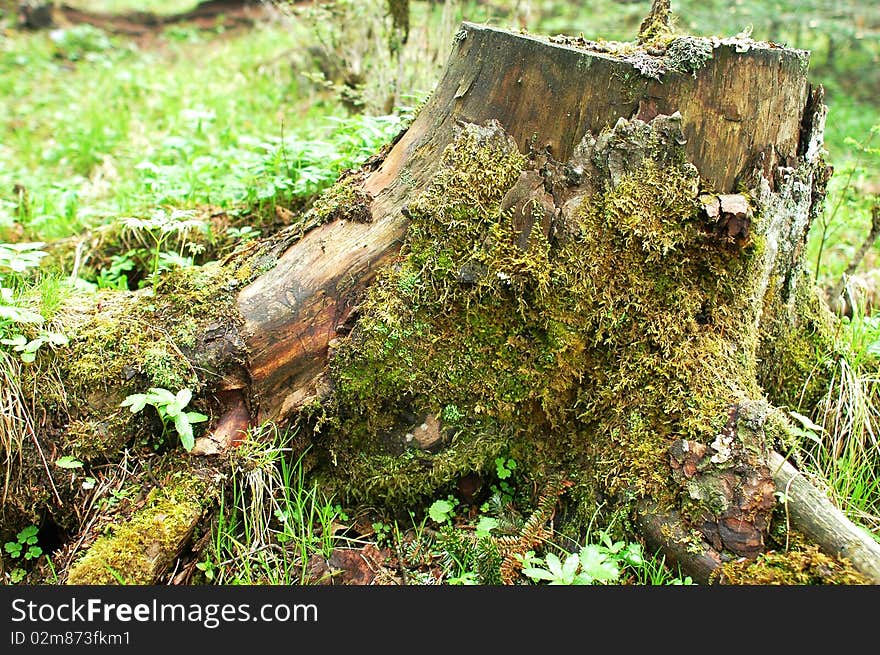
left=4, top=22, right=879, bottom=585
left=766, top=451, right=880, bottom=582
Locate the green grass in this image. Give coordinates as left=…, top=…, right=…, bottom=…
left=205, top=430, right=352, bottom=585
left=796, top=299, right=880, bottom=536
left=807, top=104, right=880, bottom=287
left=0, top=19, right=401, bottom=243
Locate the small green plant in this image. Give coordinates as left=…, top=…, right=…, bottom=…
left=481, top=456, right=520, bottom=512
left=0, top=242, right=57, bottom=360
left=104, top=565, right=128, bottom=585
left=0, top=242, right=47, bottom=277
left=226, top=225, right=261, bottom=242
left=522, top=531, right=645, bottom=586
left=372, top=521, right=392, bottom=546
left=0, top=330, right=69, bottom=363
left=440, top=403, right=463, bottom=423
left=206, top=433, right=350, bottom=584
left=788, top=410, right=825, bottom=446
left=195, top=558, right=216, bottom=581
left=495, top=456, right=517, bottom=480
left=95, top=252, right=136, bottom=290
left=428, top=497, right=458, bottom=524
left=120, top=386, right=208, bottom=451
left=49, top=24, right=117, bottom=62
left=9, top=568, right=26, bottom=583
left=523, top=547, right=619, bottom=585
left=513, top=549, right=542, bottom=570
left=474, top=515, right=499, bottom=538
left=4, top=525, right=42, bottom=561
left=523, top=551, right=596, bottom=585
left=55, top=455, right=84, bottom=469
left=446, top=571, right=479, bottom=585
left=122, top=209, right=206, bottom=293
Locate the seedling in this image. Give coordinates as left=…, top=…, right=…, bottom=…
left=55, top=455, right=84, bottom=469
left=120, top=387, right=208, bottom=452
left=494, top=456, right=517, bottom=480
left=4, top=526, right=42, bottom=561
left=521, top=531, right=645, bottom=585
left=428, top=497, right=457, bottom=524
left=0, top=330, right=68, bottom=363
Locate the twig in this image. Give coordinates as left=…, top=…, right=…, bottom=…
left=827, top=204, right=880, bottom=304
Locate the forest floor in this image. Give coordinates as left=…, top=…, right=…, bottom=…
left=1, top=0, right=878, bottom=587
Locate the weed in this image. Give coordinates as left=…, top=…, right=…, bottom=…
left=474, top=515, right=499, bottom=538
left=1, top=330, right=69, bottom=363
left=494, top=456, right=517, bottom=480
left=54, top=456, right=84, bottom=470
left=206, top=426, right=349, bottom=584
left=372, top=521, right=392, bottom=547
left=120, top=387, right=208, bottom=451
left=195, top=559, right=216, bottom=582
left=521, top=530, right=645, bottom=585
left=427, top=497, right=457, bottom=524
left=445, top=571, right=479, bottom=585
left=122, top=209, right=206, bottom=293
left=0, top=242, right=69, bottom=368
left=4, top=525, right=42, bottom=561
left=0, top=243, right=47, bottom=335
left=626, top=550, right=695, bottom=585
left=95, top=253, right=137, bottom=290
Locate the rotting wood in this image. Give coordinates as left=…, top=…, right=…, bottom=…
left=240, top=22, right=812, bottom=427
left=768, top=451, right=880, bottom=584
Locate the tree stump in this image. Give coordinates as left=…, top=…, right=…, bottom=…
left=5, top=22, right=880, bottom=585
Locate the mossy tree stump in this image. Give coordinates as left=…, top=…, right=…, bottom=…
left=5, top=22, right=880, bottom=585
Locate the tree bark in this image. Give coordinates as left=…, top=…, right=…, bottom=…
left=238, top=23, right=812, bottom=426
left=5, top=23, right=879, bottom=585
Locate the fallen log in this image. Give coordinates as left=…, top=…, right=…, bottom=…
left=17, top=0, right=270, bottom=34
left=4, top=16, right=879, bottom=585
left=767, top=451, right=880, bottom=582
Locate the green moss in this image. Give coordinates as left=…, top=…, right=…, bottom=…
left=306, top=116, right=776, bottom=534
left=757, top=270, right=842, bottom=412
left=718, top=543, right=869, bottom=585
left=60, top=409, right=130, bottom=461
left=66, top=472, right=207, bottom=585
left=310, top=172, right=372, bottom=224
left=636, top=0, right=673, bottom=45
left=44, top=262, right=243, bottom=454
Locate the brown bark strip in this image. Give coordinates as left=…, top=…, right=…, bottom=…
left=635, top=502, right=724, bottom=584
left=238, top=216, right=407, bottom=423
left=192, top=388, right=250, bottom=455
left=669, top=403, right=778, bottom=559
